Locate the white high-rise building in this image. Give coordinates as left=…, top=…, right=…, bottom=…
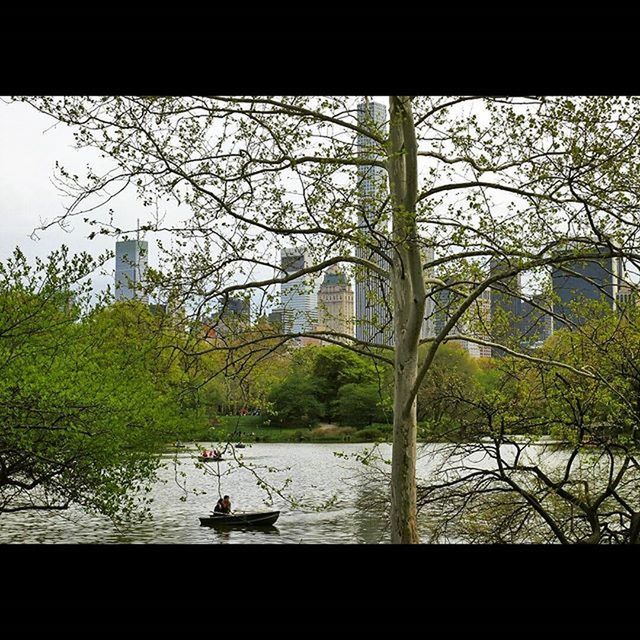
left=421, top=246, right=436, bottom=340
left=355, top=100, right=392, bottom=346
left=115, top=239, right=149, bottom=302
left=279, top=247, right=322, bottom=334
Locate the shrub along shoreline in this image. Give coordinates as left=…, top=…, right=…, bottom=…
left=174, top=415, right=465, bottom=444
left=178, top=415, right=395, bottom=443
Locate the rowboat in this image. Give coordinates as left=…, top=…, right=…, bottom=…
left=197, top=455, right=224, bottom=462
left=199, top=511, right=280, bottom=527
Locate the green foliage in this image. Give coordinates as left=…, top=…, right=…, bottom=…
left=417, top=343, right=482, bottom=436
left=334, top=382, right=386, bottom=427
left=263, top=345, right=390, bottom=427
left=525, top=303, right=640, bottom=443
left=0, top=248, right=207, bottom=520
left=447, top=300, right=640, bottom=445
left=267, top=375, right=324, bottom=428
left=312, top=345, right=377, bottom=408
left=352, top=425, right=393, bottom=442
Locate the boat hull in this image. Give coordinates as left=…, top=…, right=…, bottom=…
left=199, top=511, right=280, bottom=527
left=197, top=456, right=224, bottom=462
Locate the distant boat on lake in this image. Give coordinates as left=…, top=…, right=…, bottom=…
left=198, top=449, right=223, bottom=462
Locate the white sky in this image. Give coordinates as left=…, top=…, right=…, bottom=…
left=1, top=97, right=595, bottom=305
left=0, top=97, right=365, bottom=311
left=0, top=98, right=167, bottom=296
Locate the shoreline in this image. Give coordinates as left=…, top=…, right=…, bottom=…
left=172, top=416, right=574, bottom=446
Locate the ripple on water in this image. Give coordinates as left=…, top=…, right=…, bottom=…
left=0, top=443, right=410, bottom=544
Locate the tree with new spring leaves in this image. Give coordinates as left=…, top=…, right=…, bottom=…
left=23, top=96, right=640, bottom=542
left=420, top=301, right=640, bottom=544
left=0, top=247, right=208, bottom=519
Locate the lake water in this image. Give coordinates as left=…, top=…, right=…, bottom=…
left=0, top=441, right=589, bottom=544
left=0, top=443, right=413, bottom=544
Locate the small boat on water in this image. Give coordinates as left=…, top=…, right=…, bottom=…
left=199, top=511, right=280, bottom=527
left=198, top=449, right=223, bottom=462
left=235, top=443, right=246, bottom=449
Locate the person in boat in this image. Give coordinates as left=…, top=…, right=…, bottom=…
left=221, top=495, right=231, bottom=514
left=214, top=498, right=225, bottom=514
left=212, top=449, right=220, bottom=458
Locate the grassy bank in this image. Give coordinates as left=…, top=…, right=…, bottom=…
left=177, top=415, right=505, bottom=444
left=180, top=415, right=394, bottom=443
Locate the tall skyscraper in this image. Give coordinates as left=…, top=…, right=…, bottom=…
left=520, top=294, right=553, bottom=347
left=489, top=257, right=523, bottom=357
left=432, top=283, right=453, bottom=339
left=421, top=246, right=437, bottom=341
left=552, top=245, right=622, bottom=329
left=354, top=100, right=392, bottom=346
left=433, top=280, right=491, bottom=359
left=317, top=264, right=355, bottom=339
left=279, top=247, right=321, bottom=334
left=487, top=256, right=555, bottom=351
left=472, top=290, right=493, bottom=358
left=115, top=239, right=149, bottom=302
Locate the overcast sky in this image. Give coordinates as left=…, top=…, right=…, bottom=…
left=0, top=98, right=168, bottom=296
left=0, top=97, right=578, bottom=305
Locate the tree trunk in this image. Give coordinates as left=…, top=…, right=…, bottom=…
left=388, top=96, right=423, bottom=543
left=391, top=329, right=420, bottom=543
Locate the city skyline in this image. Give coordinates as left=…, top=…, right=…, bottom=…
left=4, top=98, right=637, bottom=358
left=552, top=246, right=624, bottom=330
left=120, top=231, right=636, bottom=358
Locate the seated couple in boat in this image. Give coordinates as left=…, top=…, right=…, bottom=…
left=202, top=449, right=221, bottom=458
left=214, top=496, right=232, bottom=514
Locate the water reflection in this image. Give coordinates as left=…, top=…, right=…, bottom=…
left=0, top=444, right=401, bottom=544
left=0, top=443, right=478, bottom=544
left=351, top=484, right=389, bottom=544
left=206, top=525, right=281, bottom=544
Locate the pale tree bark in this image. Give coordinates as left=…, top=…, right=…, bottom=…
left=388, top=97, right=424, bottom=543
